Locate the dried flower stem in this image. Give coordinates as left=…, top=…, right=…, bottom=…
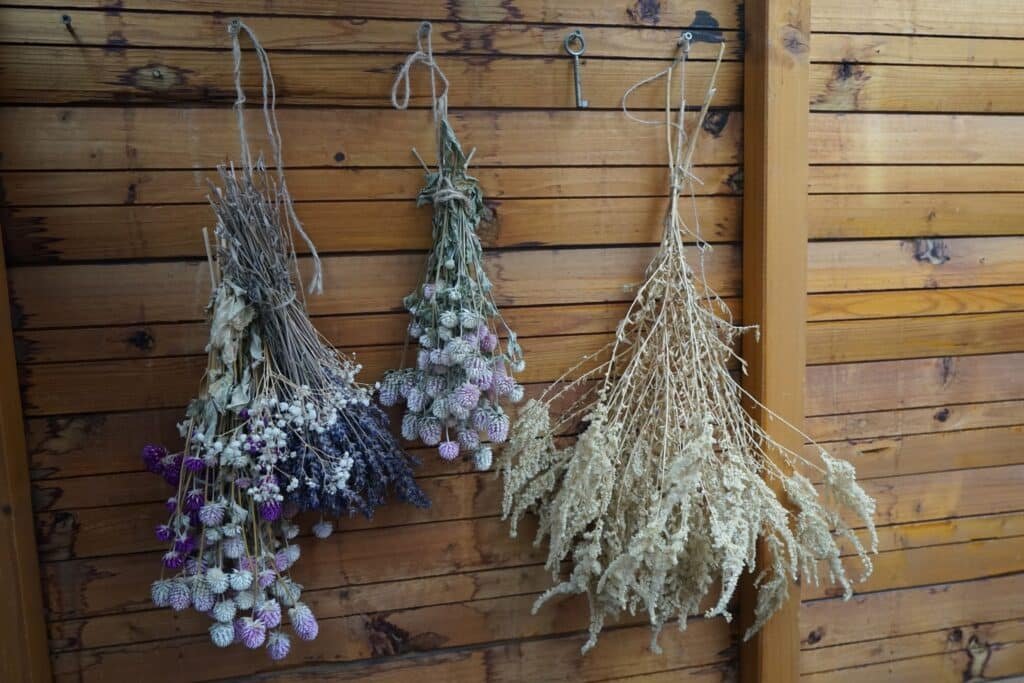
left=499, top=39, right=877, bottom=655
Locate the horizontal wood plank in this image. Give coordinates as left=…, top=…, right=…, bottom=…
left=800, top=572, right=1024, bottom=650
left=0, top=1, right=744, bottom=28
left=0, top=8, right=742, bottom=59
left=808, top=165, right=1024, bottom=194
left=801, top=639, right=1024, bottom=682
left=812, top=33, right=1024, bottom=68
left=3, top=196, right=741, bottom=264
left=806, top=285, right=1024, bottom=321
left=808, top=194, right=1024, bottom=239
left=0, top=165, right=742, bottom=206
left=8, top=246, right=740, bottom=329
left=810, top=63, right=1024, bottom=113
left=0, top=46, right=743, bottom=109
left=0, top=107, right=742, bottom=171
left=812, top=0, right=1024, bottom=38
left=806, top=399, right=1024, bottom=442
left=809, top=113, right=1024, bottom=164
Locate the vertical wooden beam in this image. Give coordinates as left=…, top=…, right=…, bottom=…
left=739, top=0, right=810, bottom=681
left=0, top=230, right=52, bottom=683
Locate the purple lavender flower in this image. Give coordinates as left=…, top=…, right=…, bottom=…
left=267, top=630, right=291, bottom=660
left=256, top=599, right=282, bottom=629
left=259, top=499, right=282, bottom=522
left=288, top=603, right=318, bottom=641
left=238, top=617, right=267, bottom=649
left=162, top=550, right=185, bottom=570
left=184, top=489, right=204, bottom=512
left=438, top=440, right=460, bottom=461
left=154, top=524, right=173, bottom=542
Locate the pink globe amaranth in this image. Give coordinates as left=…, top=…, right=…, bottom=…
left=438, top=440, right=460, bottom=461
left=453, top=382, right=481, bottom=409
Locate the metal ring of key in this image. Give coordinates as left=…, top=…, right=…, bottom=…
left=564, top=29, right=589, bottom=109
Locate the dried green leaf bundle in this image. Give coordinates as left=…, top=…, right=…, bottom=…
left=499, top=40, right=877, bottom=654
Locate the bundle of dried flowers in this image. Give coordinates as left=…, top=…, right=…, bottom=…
left=142, top=20, right=426, bottom=659
left=499, top=38, right=877, bottom=654
left=379, top=23, right=525, bottom=471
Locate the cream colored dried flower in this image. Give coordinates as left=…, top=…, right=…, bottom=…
left=499, top=40, right=876, bottom=654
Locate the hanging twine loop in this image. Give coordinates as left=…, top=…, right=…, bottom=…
left=391, top=22, right=473, bottom=207
left=228, top=18, right=323, bottom=295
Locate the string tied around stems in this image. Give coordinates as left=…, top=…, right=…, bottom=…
left=227, top=18, right=323, bottom=295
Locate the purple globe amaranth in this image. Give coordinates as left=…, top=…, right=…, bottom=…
left=142, top=444, right=167, bottom=472
left=162, top=549, right=185, bottom=570
left=255, top=599, right=282, bottom=629
left=198, top=502, right=225, bottom=526
left=453, top=383, right=481, bottom=410
left=259, top=499, right=282, bottom=522
left=288, top=603, right=318, bottom=641
left=267, top=630, right=291, bottom=660
left=184, top=456, right=205, bottom=472
left=165, top=496, right=177, bottom=513
left=154, top=524, right=173, bottom=542
left=438, top=440, right=460, bottom=461
left=238, top=616, right=267, bottom=649
left=184, top=489, right=205, bottom=512
left=167, top=581, right=191, bottom=611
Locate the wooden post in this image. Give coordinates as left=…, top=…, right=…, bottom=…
left=739, top=0, right=810, bottom=681
left=0, top=231, right=52, bottom=682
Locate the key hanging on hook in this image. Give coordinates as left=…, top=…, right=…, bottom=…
left=564, top=29, right=589, bottom=109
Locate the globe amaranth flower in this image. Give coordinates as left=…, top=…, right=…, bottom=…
left=162, top=550, right=185, bottom=570
left=184, top=489, right=205, bottom=512
left=473, top=445, right=493, bottom=471
left=229, top=569, right=253, bottom=592
left=168, top=581, right=191, bottom=611
left=205, top=567, right=230, bottom=594
left=212, top=600, right=237, bottom=623
left=288, top=603, right=318, bottom=641
left=221, top=535, right=245, bottom=559
left=198, top=501, right=226, bottom=526
left=210, top=622, right=235, bottom=648
left=259, top=499, right=282, bottom=522
left=312, top=520, right=333, bottom=539
left=192, top=580, right=216, bottom=612
left=150, top=579, right=173, bottom=607
left=154, top=524, right=173, bottom=542
left=255, top=599, right=282, bottom=629
left=267, top=630, right=291, bottom=660
left=438, top=440, right=460, bottom=461
left=233, top=590, right=256, bottom=611
left=238, top=616, right=267, bottom=649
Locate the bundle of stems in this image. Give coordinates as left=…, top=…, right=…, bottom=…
left=142, top=20, right=426, bottom=660
left=381, top=23, right=525, bottom=471
left=499, top=38, right=877, bottom=654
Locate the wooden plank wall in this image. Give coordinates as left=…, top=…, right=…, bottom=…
left=800, top=1, right=1024, bottom=681
left=0, top=2, right=748, bottom=681
left=3, top=1, right=1024, bottom=681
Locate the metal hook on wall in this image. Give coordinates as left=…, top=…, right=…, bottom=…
left=563, top=29, right=589, bottom=109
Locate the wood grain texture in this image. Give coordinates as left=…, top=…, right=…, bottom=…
left=0, top=237, right=52, bottom=680
left=0, top=107, right=742, bottom=170
left=812, top=32, right=1024, bottom=67
left=1, top=0, right=745, bottom=28
left=812, top=0, right=1024, bottom=38
left=0, top=46, right=744, bottom=109
left=0, top=8, right=743, bottom=59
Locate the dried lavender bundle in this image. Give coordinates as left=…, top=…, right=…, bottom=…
left=379, top=22, right=525, bottom=471
left=499, top=39, right=877, bottom=654
left=142, top=20, right=426, bottom=660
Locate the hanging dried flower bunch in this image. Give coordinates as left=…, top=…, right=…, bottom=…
left=142, top=20, right=427, bottom=660
left=379, top=23, right=525, bottom=471
left=499, top=38, right=877, bottom=654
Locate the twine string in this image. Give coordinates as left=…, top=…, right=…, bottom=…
left=228, top=18, right=323, bottom=295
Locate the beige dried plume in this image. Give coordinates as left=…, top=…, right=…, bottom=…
left=499, top=37, right=877, bottom=654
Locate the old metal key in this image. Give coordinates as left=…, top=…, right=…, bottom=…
left=564, top=29, right=589, bottom=109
